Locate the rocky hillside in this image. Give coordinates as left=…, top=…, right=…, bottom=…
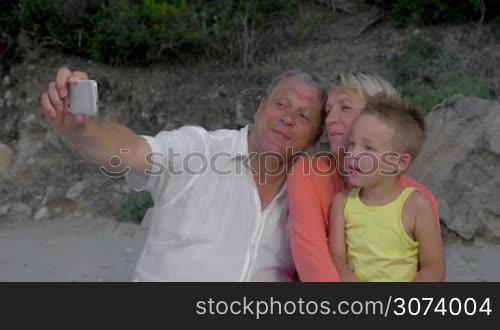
left=0, top=1, right=499, bottom=280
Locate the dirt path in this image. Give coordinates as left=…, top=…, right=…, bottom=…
left=1, top=216, right=499, bottom=281
left=0, top=216, right=148, bottom=281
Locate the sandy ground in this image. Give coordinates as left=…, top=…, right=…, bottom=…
left=0, top=216, right=148, bottom=282
left=1, top=216, right=499, bottom=281
left=444, top=240, right=500, bottom=282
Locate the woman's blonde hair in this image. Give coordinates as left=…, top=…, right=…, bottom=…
left=334, top=72, right=398, bottom=100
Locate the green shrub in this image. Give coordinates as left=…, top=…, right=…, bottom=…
left=392, top=0, right=480, bottom=26
left=367, top=0, right=492, bottom=26
left=0, top=1, right=20, bottom=63
left=392, top=34, right=490, bottom=112
left=409, top=73, right=490, bottom=112
left=392, top=34, right=437, bottom=87
left=14, top=0, right=97, bottom=55
left=2, top=0, right=300, bottom=65
left=117, top=191, right=154, bottom=224
left=90, top=0, right=206, bottom=64
left=0, top=1, right=21, bottom=35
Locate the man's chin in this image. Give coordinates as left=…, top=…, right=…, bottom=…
left=263, top=146, right=287, bottom=157
left=260, top=142, right=294, bottom=158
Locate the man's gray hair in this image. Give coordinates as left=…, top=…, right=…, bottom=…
left=265, top=70, right=330, bottom=111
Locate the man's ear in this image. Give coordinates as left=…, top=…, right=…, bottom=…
left=397, top=152, right=412, bottom=173
left=254, top=96, right=266, bottom=120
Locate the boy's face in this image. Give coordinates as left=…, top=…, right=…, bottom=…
left=345, top=114, right=403, bottom=188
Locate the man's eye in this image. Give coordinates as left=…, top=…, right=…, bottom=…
left=341, top=106, right=351, bottom=112
left=366, top=145, right=374, bottom=151
left=300, top=113, right=309, bottom=120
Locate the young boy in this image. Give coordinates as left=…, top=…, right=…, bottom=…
left=329, top=94, right=446, bottom=282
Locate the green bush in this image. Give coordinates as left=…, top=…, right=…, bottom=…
left=1, top=0, right=300, bottom=65
left=409, top=73, right=489, bottom=112
left=368, top=0, right=493, bottom=26
left=89, top=0, right=206, bottom=64
left=117, top=191, right=154, bottom=224
left=391, top=0, right=481, bottom=26
left=392, top=34, right=437, bottom=87
left=0, top=1, right=21, bottom=35
left=392, top=34, right=490, bottom=112
left=1, top=0, right=99, bottom=59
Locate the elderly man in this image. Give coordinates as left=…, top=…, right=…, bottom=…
left=41, top=68, right=329, bottom=281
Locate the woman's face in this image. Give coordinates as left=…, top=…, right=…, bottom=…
left=325, top=87, right=366, bottom=153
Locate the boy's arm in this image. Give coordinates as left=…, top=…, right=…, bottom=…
left=328, top=192, right=359, bottom=282
left=411, top=192, right=447, bottom=282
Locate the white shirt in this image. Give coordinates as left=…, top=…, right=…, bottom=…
left=125, top=125, right=297, bottom=281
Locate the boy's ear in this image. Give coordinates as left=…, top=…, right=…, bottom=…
left=397, top=152, right=412, bottom=173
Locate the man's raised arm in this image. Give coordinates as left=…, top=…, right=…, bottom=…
left=40, top=67, right=151, bottom=175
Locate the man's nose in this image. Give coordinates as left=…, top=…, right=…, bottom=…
left=280, top=110, right=295, bottom=127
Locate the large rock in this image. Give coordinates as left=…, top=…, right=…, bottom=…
left=409, top=96, right=500, bottom=242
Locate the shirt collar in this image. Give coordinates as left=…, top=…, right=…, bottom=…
left=232, top=124, right=252, bottom=161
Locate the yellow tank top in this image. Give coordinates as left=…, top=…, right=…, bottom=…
left=344, top=187, right=419, bottom=282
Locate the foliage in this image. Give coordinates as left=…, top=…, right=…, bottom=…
left=116, top=191, right=154, bottom=224
left=1, top=0, right=301, bottom=65
left=409, top=73, right=489, bottom=112
left=367, top=0, right=492, bottom=27
left=392, top=34, right=490, bottom=112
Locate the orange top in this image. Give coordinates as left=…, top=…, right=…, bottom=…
left=288, top=156, right=440, bottom=282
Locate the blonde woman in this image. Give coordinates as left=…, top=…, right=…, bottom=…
left=288, top=72, right=442, bottom=282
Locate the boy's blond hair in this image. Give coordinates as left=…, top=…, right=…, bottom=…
left=363, top=94, right=426, bottom=161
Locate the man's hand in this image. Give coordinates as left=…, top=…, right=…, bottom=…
left=40, top=66, right=153, bottom=175
left=40, top=67, right=89, bottom=136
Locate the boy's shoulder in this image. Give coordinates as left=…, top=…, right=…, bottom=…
left=407, top=189, right=432, bottom=207
left=404, top=189, right=434, bottom=218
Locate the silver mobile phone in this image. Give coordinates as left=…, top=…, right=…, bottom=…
left=69, top=80, right=98, bottom=116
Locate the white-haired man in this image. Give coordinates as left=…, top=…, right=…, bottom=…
left=41, top=68, right=328, bottom=281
